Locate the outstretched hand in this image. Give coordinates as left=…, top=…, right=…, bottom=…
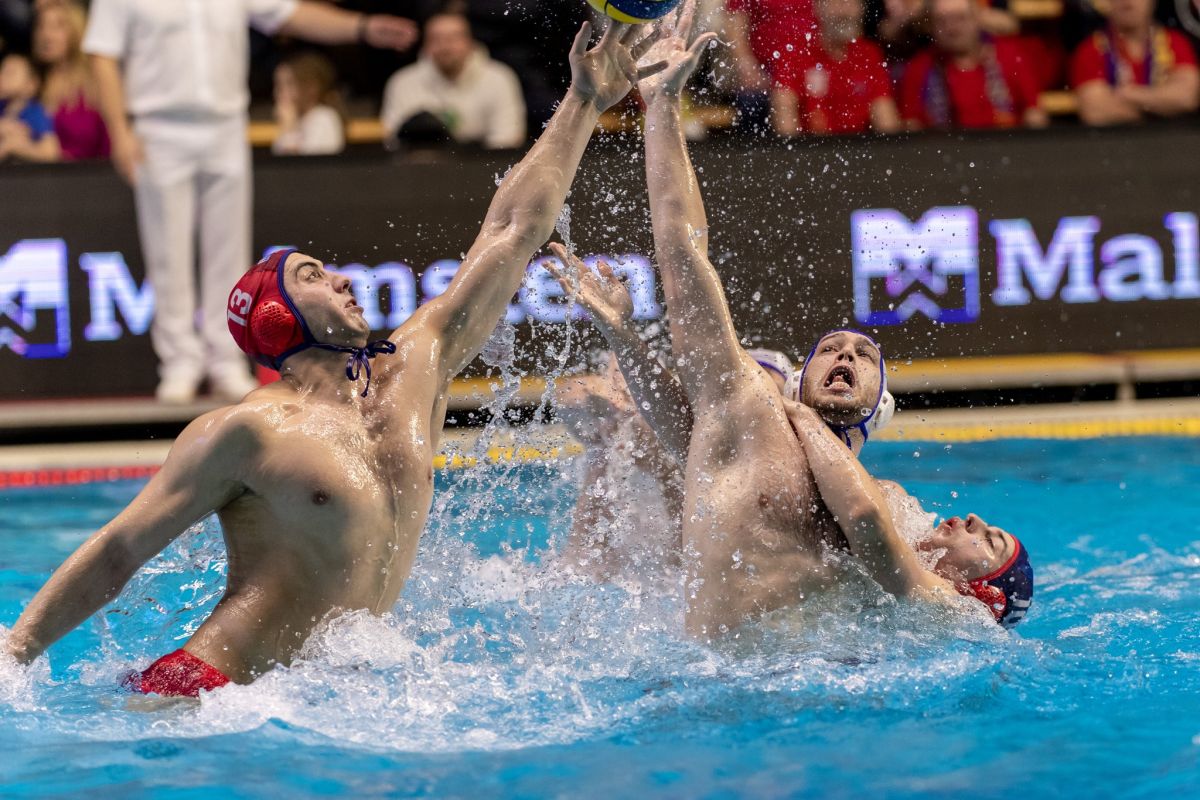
left=637, top=0, right=718, bottom=104
left=568, top=21, right=668, bottom=111
left=546, top=243, right=635, bottom=333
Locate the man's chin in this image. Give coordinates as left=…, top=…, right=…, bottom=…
left=810, top=393, right=869, bottom=425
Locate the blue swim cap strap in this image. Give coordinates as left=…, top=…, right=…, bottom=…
left=310, top=339, right=397, bottom=397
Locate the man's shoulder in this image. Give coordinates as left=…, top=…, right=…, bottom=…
left=182, top=394, right=285, bottom=448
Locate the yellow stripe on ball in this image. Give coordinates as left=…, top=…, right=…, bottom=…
left=585, top=0, right=676, bottom=24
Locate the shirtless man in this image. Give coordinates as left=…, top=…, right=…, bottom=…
left=545, top=2, right=1033, bottom=632
left=549, top=252, right=1034, bottom=627
left=2, top=23, right=668, bottom=694
left=574, top=8, right=847, bottom=638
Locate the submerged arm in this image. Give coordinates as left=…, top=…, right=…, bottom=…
left=4, top=411, right=253, bottom=664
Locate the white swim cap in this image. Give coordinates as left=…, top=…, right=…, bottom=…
left=748, top=348, right=795, bottom=384
left=794, top=329, right=895, bottom=446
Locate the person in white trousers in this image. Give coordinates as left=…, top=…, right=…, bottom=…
left=83, top=0, right=417, bottom=402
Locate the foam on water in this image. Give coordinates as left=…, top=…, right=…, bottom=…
left=2, top=440, right=1199, bottom=796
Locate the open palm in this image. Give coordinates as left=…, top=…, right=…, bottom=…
left=546, top=243, right=635, bottom=333
left=570, top=22, right=668, bottom=111
left=637, top=0, right=718, bottom=103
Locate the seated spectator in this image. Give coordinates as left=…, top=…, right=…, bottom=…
left=725, top=0, right=819, bottom=129
left=869, top=0, right=1017, bottom=64
left=899, top=0, right=1048, bottom=129
left=1070, top=0, right=1200, bottom=125
left=32, top=0, right=108, bottom=161
left=772, top=0, right=901, bottom=135
left=273, top=51, right=345, bottom=155
left=380, top=11, right=525, bottom=150
left=0, top=51, right=60, bottom=161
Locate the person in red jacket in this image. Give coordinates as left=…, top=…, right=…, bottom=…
left=899, top=0, right=1047, bottom=129
left=1069, top=0, right=1199, bottom=125
left=772, top=0, right=901, bottom=135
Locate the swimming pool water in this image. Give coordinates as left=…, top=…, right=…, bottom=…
left=1, top=436, right=1198, bottom=799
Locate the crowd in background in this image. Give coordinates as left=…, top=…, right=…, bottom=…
left=0, top=0, right=1198, bottom=164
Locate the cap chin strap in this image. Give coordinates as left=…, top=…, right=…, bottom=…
left=795, top=329, right=888, bottom=449
left=271, top=248, right=397, bottom=397
left=307, top=340, right=398, bottom=397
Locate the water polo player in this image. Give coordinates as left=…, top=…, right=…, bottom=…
left=3, top=22, right=669, bottom=695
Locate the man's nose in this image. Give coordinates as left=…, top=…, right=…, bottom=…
left=333, top=273, right=351, bottom=292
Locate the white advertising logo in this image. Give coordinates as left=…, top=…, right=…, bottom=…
left=852, top=207, right=1200, bottom=325
left=1, top=241, right=664, bottom=358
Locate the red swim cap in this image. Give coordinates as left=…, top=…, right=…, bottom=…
left=227, top=248, right=307, bottom=369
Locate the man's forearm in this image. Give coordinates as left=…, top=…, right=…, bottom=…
left=645, top=101, right=708, bottom=257
left=595, top=321, right=692, bottom=467
left=279, top=1, right=365, bottom=44
left=7, top=531, right=137, bottom=663
left=90, top=55, right=130, bottom=136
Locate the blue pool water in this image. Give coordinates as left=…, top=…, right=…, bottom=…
left=1, top=436, right=1198, bottom=798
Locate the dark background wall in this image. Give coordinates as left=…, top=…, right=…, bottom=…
left=3, top=125, right=1199, bottom=399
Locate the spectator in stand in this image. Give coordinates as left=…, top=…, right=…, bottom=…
left=32, top=1, right=108, bottom=161
left=272, top=51, right=344, bottom=155
left=1070, top=0, right=1199, bottom=125
left=83, top=0, right=418, bottom=403
left=868, top=0, right=1017, bottom=65
left=772, top=0, right=901, bottom=135
left=726, top=0, right=819, bottom=88
left=380, top=11, right=525, bottom=150
left=0, top=51, right=60, bottom=161
left=466, top=0, right=587, bottom=130
left=899, top=0, right=1048, bottom=129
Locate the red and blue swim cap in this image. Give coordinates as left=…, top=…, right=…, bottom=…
left=227, top=248, right=307, bottom=370
left=227, top=248, right=396, bottom=395
left=960, top=536, right=1035, bottom=628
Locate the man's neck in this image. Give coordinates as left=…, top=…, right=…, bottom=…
left=949, top=43, right=983, bottom=70
left=1113, top=21, right=1152, bottom=47
left=823, top=35, right=850, bottom=61
left=437, top=62, right=467, bottom=82
left=279, top=349, right=368, bottom=406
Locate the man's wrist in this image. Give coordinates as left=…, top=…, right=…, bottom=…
left=357, top=13, right=371, bottom=45
left=564, top=85, right=603, bottom=115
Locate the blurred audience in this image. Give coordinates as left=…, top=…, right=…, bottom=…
left=869, top=0, right=1017, bottom=64
left=32, top=0, right=108, bottom=161
left=273, top=51, right=345, bottom=155
left=0, top=50, right=59, bottom=161
left=772, top=0, right=901, bottom=135
left=899, top=0, right=1048, bottom=129
left=466, top=0, right=587, bottom=129
left=83, top=0, right=416, bottom=403
left=1070, top=0, right=1200, bottom=124
left=380, top=11, right=525, bottom=150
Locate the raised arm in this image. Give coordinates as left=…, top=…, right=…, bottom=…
left=545, top=242, right=692, bottom=466
left=638, top=5, right=748, bottom=399
left=407, top=23, right=665, bottom=379
left=783, top=401, right=948, bottom=598
left=3, top=410, right=255, bottom=665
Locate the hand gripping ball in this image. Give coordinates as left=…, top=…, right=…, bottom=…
left=586, top=0, right=682, bottom=24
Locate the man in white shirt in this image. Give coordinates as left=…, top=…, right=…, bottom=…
left=84, top=0, right=417, bottom=403
left=380, top=11, right=526, bottom=151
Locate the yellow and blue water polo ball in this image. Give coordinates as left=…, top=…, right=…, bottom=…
left=586, top=0, right=682, bottom=24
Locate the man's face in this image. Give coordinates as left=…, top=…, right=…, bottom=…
left=799, top=332, right=883, bottom=425
left=1109, top=0, right=1154, bottom=30
left=818, top=0, right=865, bottom=46
left=931, top=0, right=981, bottom=57
left=424, top=15, right=473, bottom=77
left=920, top=513, right=1016, bottom=582
left=281, top=253, right=370, bottom=347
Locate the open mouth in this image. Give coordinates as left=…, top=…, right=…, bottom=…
left=823, top=365, right=856, bottom=390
